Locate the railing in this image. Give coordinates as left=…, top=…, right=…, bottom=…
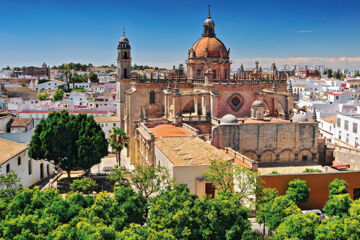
left=224, top=147, right=258, bottom=171
left=130, top=75, right=288, bottom=86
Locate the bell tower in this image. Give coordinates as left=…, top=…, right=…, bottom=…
left=116, top=29, right=132, bottom=129
left=117, top=29, right=131, bottom=79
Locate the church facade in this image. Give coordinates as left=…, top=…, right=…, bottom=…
left=116, top=10, right=296, bottom=166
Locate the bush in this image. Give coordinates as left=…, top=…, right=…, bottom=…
left=70, top=177, right=97, bottom=194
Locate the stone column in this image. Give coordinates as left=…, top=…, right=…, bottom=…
left=201, top=96, right=206, bottom=116
left=194, top=96, right=198, bottom=116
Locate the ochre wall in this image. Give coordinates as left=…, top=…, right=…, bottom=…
left=261, top=171, right=360, bottom=210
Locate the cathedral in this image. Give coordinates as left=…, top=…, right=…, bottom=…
left=116, top=9, right=299, bottom=166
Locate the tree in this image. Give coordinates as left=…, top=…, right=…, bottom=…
left=0, top=171, right=22, bottom=199
left=272, top=213, right=320, bottom=240
left=262, top=196, right=301, bottom=231
left=256, top=188, right=279, bottom=234
left=130, top=164, right=173, bottom=199
left=89, top=71, right=98, bottom=83
left=177, top=63, right=185, bottom=76
left=109, top=128, right=129, bottom=167
left=37, top=93, right=49, bottom=101
left=70, top=177, right=98, bottom=194
left=323, top=193, right=352, bottom=217
left=203, top=158, right=260, bottom=202
left=328, top=178, right=348, bottom=198
left=285, top=178, right=310, bottom=205
left=147, top=184, right=259, bottom=240
left=106, top=166, right=130, bottom=187
left=28, top=110, right=108, bottom=178
left=327, top=68, right=333, bottom=78
left=53, top=89, right=64, bottom=102
left=315, top=217, right=346, bottom=240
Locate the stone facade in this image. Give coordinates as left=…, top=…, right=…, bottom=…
left=212, top=118, right=318, bottom=165
left=116, top=10, right=294, bottom=166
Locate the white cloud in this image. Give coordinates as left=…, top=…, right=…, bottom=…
left=231, top=57, right=360, bottom=70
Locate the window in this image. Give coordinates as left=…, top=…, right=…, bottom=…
left=18, top=156, right=21, bottom=166
left=28, top=160, right=32, bottom=175
left=213, top=70, right=216, bottom=79
left=6, top=164, right=10, bottom=173
left=354, top=123, right=358, bottom=134
left=150, top=91, right=156, bottom=104
left=345, top=120, right=349, bottom=130
left=47, top=165, right=50, bottom=176
left=113, top=123, right=116, bottom=127
left=337, top=118, right=341, bottom=128
left=302, top=156, right=308, bottom=161
left=40, top=163, right=44, bottom=179
left=123, top=68, right=127, bottom=78
left=205, top=183, right=216, bottom=198
left=336, top=96, right=339, bottom=100
left=197, top=69, right=201, bottom=77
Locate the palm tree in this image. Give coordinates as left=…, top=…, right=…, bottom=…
left=109, top=128, right=129, bottom=167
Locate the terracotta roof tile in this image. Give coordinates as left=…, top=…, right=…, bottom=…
left=0, top=138, right=28, bottom=165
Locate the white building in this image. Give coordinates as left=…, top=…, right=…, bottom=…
left=328, top=92, right=352, bottom=104
left=72, top=83, right=91, bottom=91
left=93, top=116, right=120, bottom=138
left=334, top=113, right=360, bottom=148
left=30, top=79, right=67, bottom=91
left=69, top=92, right=88, bottom=107
left=0, top=137, right=55, bottom=187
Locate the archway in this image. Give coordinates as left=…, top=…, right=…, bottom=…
left=279, top=150, right=294, bottom=162
left=244, top=151, right=258, bottom=161
left=261, top=150, right=276, bottom=162
left=299, top=149, right=313, bottom=162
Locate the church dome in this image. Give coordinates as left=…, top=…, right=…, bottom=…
left=191, top=37, right=228, bottom=58
left=220, top=114, right=238, bottom=124
left=292, top=113, right=308, bottom=122
left=119, top=36, right=129, bottom=43
left=204, top=17, right=214, bottom=25
left=252, top=100, right=264, bottom=108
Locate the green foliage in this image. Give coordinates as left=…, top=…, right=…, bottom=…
left=131, top=164, right=174, bottom=199
left=271, top=171, right=279, bottom=174
left=147, top=184, right=257, bottom=240
left=0, top=171, right=22, bottom=199
left=37, top=93, right=49, bottom=101
left=72, top=87, right=85, bottom=92
left=69, top=73, right=88, bottom=83
left=57, top=62, right=90, bottom=71
left=327, top=68, right=333, bottom=78
left=28, top=110, right=108, bottom=177
left=315, top=217, right=346, bottom=240
left=272, top=213, right=320, bottom=240
left=106, top=166, right=130, bottom=187
left=89, top=71, right=98, bottom=83
left=285, top=178, right=310, bottom=205
left=109, top=128, right=129, bottom=166
left=328, top=178, right=348, bottom=198
left=70, top=177, right=98, bottom=194
left=53, top=89, right=64, bottom=102
left=262, top=196, right=301, bottom=231
left=303, top=168, right=322, bottom=173
left=132, top=64, right=166, bottom=71
left=256, top=188, right=279, bottom=225
left=203, top=158, right=259, bottom=202
left=323, top=193, right=352, bottom=217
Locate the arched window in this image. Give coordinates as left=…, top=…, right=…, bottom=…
left=123, top=51, right=128, bottom=59
left=47, top=165, right=50, bottom=176
left=28, top=160, right=32, bottom=175
left=213, top=70, right=216, bottom=79
left=123, top=68, right=127, bottom=78
left=150, top=91, right=156, bottom=104
left=18, top=156, right=21, bottom=165
left=6, top=164, right=10, bottom=173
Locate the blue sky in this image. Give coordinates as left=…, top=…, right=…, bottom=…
left=1, top=0, right=360, bottom=69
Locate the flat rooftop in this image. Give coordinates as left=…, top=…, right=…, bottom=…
left=238, top=118, right=290, bottom=124
left=149, top=124, right=192, bottom=138
left=258, top=165, right=325, bottom=175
